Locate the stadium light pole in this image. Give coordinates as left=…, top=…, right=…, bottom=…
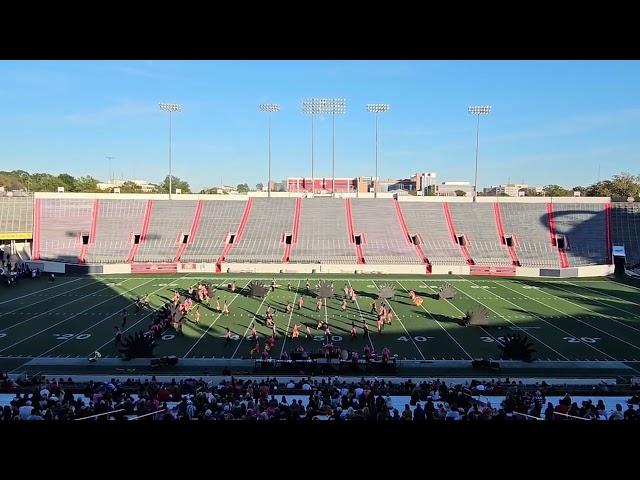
left=303, top=98, right=346, bottom=196
left=106, top=156, right=114, bottom=185
left=367, top=103, right=390, bottom=198
left=259, top=103, right=281, bottom=198
left=327, top=99, right=346, bottom=197
left=468, top=105, right=491, bottom=202
left=302, top=99, right=320, bottom=194
left=159, top=102, right=182, bottom=199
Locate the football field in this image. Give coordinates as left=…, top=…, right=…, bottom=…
left=1, top=274, right=640, bottom=376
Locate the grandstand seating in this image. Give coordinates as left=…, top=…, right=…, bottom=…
left=38, top=199, right=93, bottom=262
left=289, top=198, right=355, bottom=264
left=85, top=199, right=146, bottom=263
left=27, top=196, right=617, bottom=268
left=180, top=200, right=246, bottom=263
left=499, top=203, right=560, bottom=268
left=448, top=203, right=513, bottom=266
left=399, top=203, right=467, bottom=265
left=350, top=199, right=421, bottom=264
left=225, top=198, right=295, bottom=263
left=0, top=196, right=33, bottom=234
left=612, top=202, right=640, bottom=268
left=135, top=201, right=198, bottom=263
left=553, top=203, right=607, bottom=266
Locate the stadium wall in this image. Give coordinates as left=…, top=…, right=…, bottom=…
left=33, top=191, right=611, bottom=203
left=23, top=259, right=614, bottom=278
left=101, top=264, right=132, bottom=274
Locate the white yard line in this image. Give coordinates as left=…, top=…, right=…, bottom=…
left=279, top=280, right=301, bottom=358
left=0, top=281, right=126, bottom=334
left=453, top=277, right=569, bottom=360
left=0, top=276, right=87, bottom=305
left=181, top=279, right=249, bottom=358
left=347, top=280, right=375, bottom=350
left=396, top=280, right=473, bottom=360
left=0, top=279, right=154, bottom=355
left=496, top=281, right=640, bottom=354
left=371, top=280, right=425, bottom=360
left=466, top=280, right=617, bottom=360
left=231, top=291, right=270, bottom=359
left=69, top=275, right=198, bottom=356
left=102, top=277, right=207, bottom=351
left=0, top=279, right=105, bottom=319
left=567, top=281, right=640, bottom=308
left=420, top=282, right=501, bottom=345
left=547, top=282, right=640, bottom=327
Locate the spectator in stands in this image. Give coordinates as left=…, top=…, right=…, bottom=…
left=609, top=403, right=624, bottom=421
left=624, top=404, right=636, bottom=421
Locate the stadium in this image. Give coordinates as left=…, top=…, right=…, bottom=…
left=1, top=60, right=640, bottom=422
left=2, top=189, right=640, bottom=420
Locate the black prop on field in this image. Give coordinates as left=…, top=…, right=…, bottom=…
left=118, top=331, right=158, bottom=359
left=438, top=284, right=457, bottom=300
left=498, top=333, right=536, bottom=362
left=458, top=307, right=490, bottom=326
left=376, top=284, right=396, bottom=299
left=248, top=281, right=268, bottom=298
left=314, top=280, right=334, bottom=299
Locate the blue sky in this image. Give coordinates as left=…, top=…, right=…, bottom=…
left=0, top=60, right=639, bottom=192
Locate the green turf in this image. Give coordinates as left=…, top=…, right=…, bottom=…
left=1, top=274, right=640, bottom=375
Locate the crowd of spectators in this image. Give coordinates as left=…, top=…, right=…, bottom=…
left=1, top=372, right=639, bottom=421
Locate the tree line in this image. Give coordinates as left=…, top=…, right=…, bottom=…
left=3, top=169, right=640, bottom=199
left=0, top=170, right=193, bottom=194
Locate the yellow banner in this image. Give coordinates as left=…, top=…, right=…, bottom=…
left=0, top=232, right=32, bottom=240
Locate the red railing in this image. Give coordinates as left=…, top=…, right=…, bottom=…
left=546, top=202, right=569, bottom=268
left=127, top=200, right=153, bottom=263
left=493, top=202, right=519, bottom=266
left=394, top=198, right=431, bottom=271
left=173, top=200, right=204, bottom=262
left=442, top=203, right=474, bottom=265
left=216, top=197, right=254, bottom=266
left=79, top=199, right=100, bottom=263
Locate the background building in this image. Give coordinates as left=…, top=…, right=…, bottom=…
left=96, top=179, right=156, bottom=192
left=415, top=172, right=437, bottom=195
left=287, top=177, right=358, bottom=193
left=437, top=181, right=474, bottom=196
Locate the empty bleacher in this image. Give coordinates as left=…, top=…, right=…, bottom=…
left=134, top=201, right=198, bottom=263
left=289, top=198, right=355, bottom=264
left=499, top=203, right=559, bottom=268
left=225, top=198, right=295, bottom=263
left=22, top=196, right=620, bottom=269
left=448, top=203, right=513, bottom=266
left=553, top=203, right=607, bottom=266
left=400, top=203, right=467, bottom=265
left=612, top=203, right=640, bottom=268
left=86, top=199, right=146, bottom=263
left=38, top=199, right=93, bottom=262
left=350, top=199, right=421, bottom=264
left=0, top=196, right=33, bottom=234
left=181, top=200, right=246, bottom=263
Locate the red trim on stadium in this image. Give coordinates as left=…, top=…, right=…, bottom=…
left=394, top=198, right=431, bottom=272
left=493, top=202, right=519, bottom=266
left=442, top=203, right=474, bottom=265
left=546, top=202, right=569, bottom=268
left=127, top=200, right=153, bottom=263
left=282, top=198, right=301, bottom=263
left=173, top=200, right=204, bottom=262
left=605, top=202, right=612, bottom=264
left=216, top=197, right=253, bottom=268
left=32, top=199, right=41, bottom=260
left=79, top=199, right=100, bottom=264
left=344, top=199, right=364, bottom=264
